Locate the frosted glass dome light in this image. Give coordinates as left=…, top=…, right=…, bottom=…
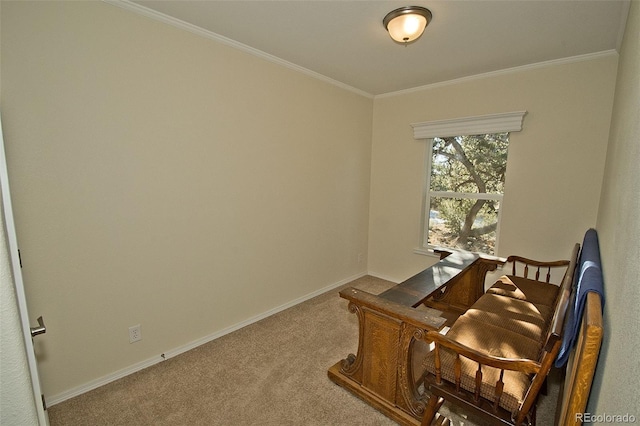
left=383, top=6, right=432, bottom=44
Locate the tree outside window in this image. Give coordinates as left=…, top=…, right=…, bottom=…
left=425, top=132, right=509, bottom=255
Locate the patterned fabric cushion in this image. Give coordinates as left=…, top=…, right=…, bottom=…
left=472, top=293, right=554, bottom=330
left=424, top=316, right=540, bottom=413
left=487, top=275, right=559, bottom=308
left=464, top=305, right=546, bottom=342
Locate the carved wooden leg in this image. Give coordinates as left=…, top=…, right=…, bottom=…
left=421, top=395, right=444, bottom=426
left=397, top=324, right=428, bottom=418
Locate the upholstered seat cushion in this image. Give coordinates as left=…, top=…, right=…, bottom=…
left=464, top=305, right=546, bottom=342
left=424, top=315, right=540, bottom=413
left=471, top=293, right=553, bottom=331
left=487, top=275, right=559, bottom=308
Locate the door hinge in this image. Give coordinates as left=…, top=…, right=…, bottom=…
left=18, top=249, right=22, bottom=268
left=41, top=394, right=47, bottom=410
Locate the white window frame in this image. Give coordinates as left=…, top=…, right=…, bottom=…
left=411, top=111, right=527, bottom=255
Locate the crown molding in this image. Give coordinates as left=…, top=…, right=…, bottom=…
left=377, top=50, right=619, bottom=99
left=101, top=0, right=374, bottom=99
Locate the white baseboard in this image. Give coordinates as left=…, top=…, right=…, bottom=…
left=46, top=354, right=165, bottom=407
left=46, top=270, right=367, bottom=407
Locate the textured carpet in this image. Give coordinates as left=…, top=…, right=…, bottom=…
left=48, top=276, right=559, bottom=425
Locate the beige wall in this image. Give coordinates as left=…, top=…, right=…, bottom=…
left=1, top=2, right=373, bottom=398
left=593, top=0, right=640, bottom=415
left=369, top=55, right=618, bottom=282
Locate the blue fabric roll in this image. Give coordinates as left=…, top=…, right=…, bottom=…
left=555, top=228, right=605, bottom=367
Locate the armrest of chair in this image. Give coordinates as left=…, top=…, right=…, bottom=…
left=426, top=330, right=542, bottom=377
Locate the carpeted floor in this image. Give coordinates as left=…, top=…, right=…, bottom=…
left=48, top=276, right=559, bottom=425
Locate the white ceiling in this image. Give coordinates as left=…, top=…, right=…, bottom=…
left=125, top=0, right=630, bottom=96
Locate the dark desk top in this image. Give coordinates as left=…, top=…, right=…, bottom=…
left=379, top=250, right=481, bottom=307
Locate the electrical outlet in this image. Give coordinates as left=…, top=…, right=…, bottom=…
left=129, top=324, right=142, bottom=343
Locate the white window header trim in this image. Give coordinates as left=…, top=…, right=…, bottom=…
left=411, top=111, right=527, bottom=140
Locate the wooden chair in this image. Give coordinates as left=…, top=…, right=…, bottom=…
left=420, top=245, right=579, bottom=426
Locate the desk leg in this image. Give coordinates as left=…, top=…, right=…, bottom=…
left=329, top=303, right=430, bottom=425
left=397, top=323, right=428, bottom=418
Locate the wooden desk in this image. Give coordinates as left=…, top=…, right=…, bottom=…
left=379, top=250, right=485, bottom=308
left=328, top=250, right=502, bottom=425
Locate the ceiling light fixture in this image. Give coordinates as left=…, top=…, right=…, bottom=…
left=383, top=6, right=432, bottom=45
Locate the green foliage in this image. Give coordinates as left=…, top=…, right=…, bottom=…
left=428, top=133, right=509, bottom=254
left=430, top=133, right=509, bottom=194
left=438, top=198, right=474, bottom=234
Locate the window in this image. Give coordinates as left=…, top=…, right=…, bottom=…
left=411, top=112, right=527, bottom=256
left=426, top=133, right=508, bottom=254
